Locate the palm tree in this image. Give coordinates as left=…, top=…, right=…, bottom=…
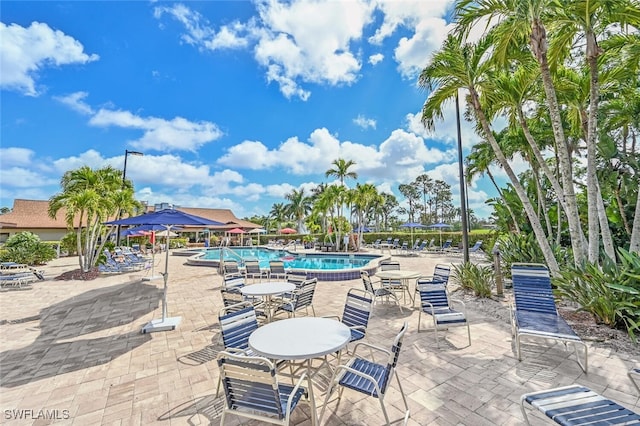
left=269, top=203, right=288, bottom=231
left=351, top=183, right=381, bottom=249
left=325, top=158, right=358, bottom=186
left=419, top=34, right=560, bottom=273
left=550, top=0, right=640, bottom=261
left=284, top=188, right=312, bottom=233
left=455, top=0, right=587, bottom=265
left=325, top=159, right=357, bottom=250
left=48, top=166, right=140, bottom=272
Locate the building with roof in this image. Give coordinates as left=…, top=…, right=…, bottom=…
left=0, top=199, right=262, bottom=243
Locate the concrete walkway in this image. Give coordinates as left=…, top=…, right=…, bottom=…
left=0, top=250, right=638, bottom=425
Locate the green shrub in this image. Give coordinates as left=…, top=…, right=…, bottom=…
left=60, top=232, right=78, bottom=256
left=452, top=262, right=494, bottom=298
left=553, top=248, right=640, bottom=340
left=497, top=233, right=568, bottom=278
left=0, top=232, right=57, bottom=265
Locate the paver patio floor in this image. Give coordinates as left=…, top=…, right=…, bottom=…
left=1, top=249, right=638, bottom=425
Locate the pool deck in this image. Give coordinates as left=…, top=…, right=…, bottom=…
left=0, top=248, right=638, bottom=425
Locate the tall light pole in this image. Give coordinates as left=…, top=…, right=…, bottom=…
left=115, top=150, right=144, bottom=246
left=456, top=92, right=470, bottom=263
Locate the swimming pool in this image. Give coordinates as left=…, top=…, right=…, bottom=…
left=185, top=246, right=384, bottom=281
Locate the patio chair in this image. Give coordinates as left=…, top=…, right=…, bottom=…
left=244, top=260, right=268, bottom=282
left=325, top=288, right=373, bottom=346
left=319, top=322, right=410, bottom=426
left=273, top=278, right=317, bottom=318
left=222, top=273, right=245, bottom=293
left=416, top=279, right=471, bottom=347
left=630, top=368, right=640, bottom=393
left=216, top=302, right=273, bottom=392
left=510, top=263, right=588, bottom=373
left=378, top=260, right=404, bottom=298
left=216, top=351, right=309, bottom=426
left=413, top=263, right=451, bottom=307
left=268, top=260, right=288, bottom=280
left=520, top=384, right=640, bottom=425
left=360, top=271, right=402, bottom=314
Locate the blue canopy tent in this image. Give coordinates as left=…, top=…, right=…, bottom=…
left=106, top=209, right=223, bottom=333
left=399, top=222, right=428, bottom=245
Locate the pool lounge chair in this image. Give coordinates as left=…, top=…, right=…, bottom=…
left=520, top=385, right=640, bottom=425
left=511, top=263, right=588, bottom=373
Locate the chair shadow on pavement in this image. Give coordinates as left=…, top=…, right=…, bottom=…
left=158, top=394, right=224, bottom=424
left=0, top=281, right=162, bottom=387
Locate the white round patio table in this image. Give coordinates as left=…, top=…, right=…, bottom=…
left=375, top=269, right=421, bottom=304
left=240, top=281, right=296, bottom=322
left=249, top=317, right=351, bottom=426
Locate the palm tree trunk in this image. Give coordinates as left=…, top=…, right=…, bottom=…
left=585, top=32, right=616, bottom=262
left=531, top=18, right=586, bottom=266
left=469, top=86, right=560, bottom=274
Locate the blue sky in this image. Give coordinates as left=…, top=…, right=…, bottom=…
left=1, top=0, right=508, bottom=220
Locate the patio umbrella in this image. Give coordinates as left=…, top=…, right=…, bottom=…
left=227, top=228, right=245, bottom=234
left=278, top=228, right=297, bottom=234
left=399, top=222, right=427, bottom=246
left=227, top=227, right=246, bottom=245
left=428, top=222, right=452, bottom=246
left=248, top=228, right=266, bottom=245
left=106, top=209, right=224, bottom=333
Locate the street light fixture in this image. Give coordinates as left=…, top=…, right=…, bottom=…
left=115, top=150, right=144, bottom=246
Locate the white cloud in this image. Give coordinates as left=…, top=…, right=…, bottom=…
left=158, top=1, right=375, bottom=100
left=405, top=97, right=483, bottom=150
left=368, top=53, right=384, bottom=65
left=51, top=149, right=112, bottom=173
left=136, top=186, right=244, bottom=213
left=218, top=126, right=455, bottom=186
left=253, top=0, right=373, bottom=99
left=0, top=147, right=36, bottom=166
left=154, top=4, right=251, bottom=50
left=395, top=18, right=452, bottom=78
left=89, top=109, right=223, bottom=152
left=369, top=0, right=450, bottom=44
left=54, top=91, right=94, bottom=115
left=353, top=114, right=376, bottom=130
left=0, top=167, right=57, bottom=188
left=0, top=21, right=99, bottom=96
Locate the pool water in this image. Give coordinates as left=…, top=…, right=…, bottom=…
left=201, top=247, right=378, bottom=270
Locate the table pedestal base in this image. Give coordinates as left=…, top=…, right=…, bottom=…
left=141, top=316, right=182, bottom=333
